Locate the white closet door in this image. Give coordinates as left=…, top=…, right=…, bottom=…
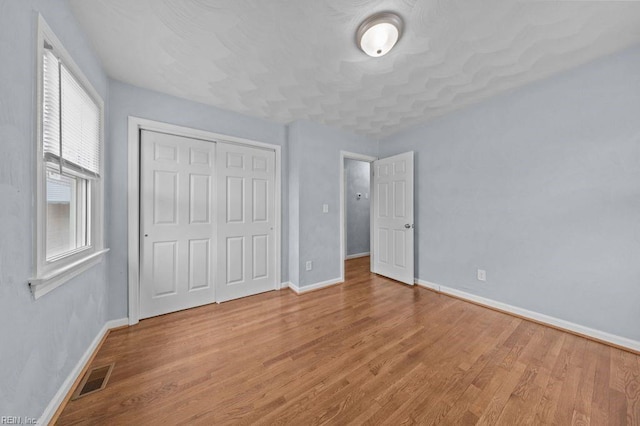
left=216, top=142, right=276, bottom=302
left=139, top=131, right=216, bottom=319
left=372, top=151, right=414, bottom=285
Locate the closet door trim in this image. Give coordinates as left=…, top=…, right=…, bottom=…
left=127, top=116, right=282, bottom=325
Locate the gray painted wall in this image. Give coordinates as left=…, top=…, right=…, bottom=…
left=107, top=80, right=288, bottom=319
left=379, top=46, right=640, bottom=341
left=0, top=0, right=110, bottom=417
left=345, top=159, right=370, bottom=256
left=288, top=121, right=377, bottom=287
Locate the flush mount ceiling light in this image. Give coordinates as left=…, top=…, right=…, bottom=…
left=356, top=12, right=403, bottom=57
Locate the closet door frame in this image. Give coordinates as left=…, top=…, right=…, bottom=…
left=127, top=117, right=282, bottom=325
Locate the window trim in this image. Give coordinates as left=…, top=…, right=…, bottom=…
left=30, top=15, right=108, bottom=299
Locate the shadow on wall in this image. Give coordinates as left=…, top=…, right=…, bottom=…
left=345, top=159, right=370, bottom=257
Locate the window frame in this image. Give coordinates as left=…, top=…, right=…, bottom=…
left=30, top=15, right=108, bottom=299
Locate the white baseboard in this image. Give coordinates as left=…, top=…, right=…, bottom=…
left=414, top=278, right=439, bottom=291
left=107, top=318, right=129, bottom=329
left=415, top=278, right=640, bottom=353
left=345, top=252, right=370, bottom=260
left=289, top=277, right=343, bottom=294
left=39, top=317, right=128, bottom=425
left=279, top=281, right=291, bottom=289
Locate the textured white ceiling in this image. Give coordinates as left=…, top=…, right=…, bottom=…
left=69, top=0, right=640, bottom=138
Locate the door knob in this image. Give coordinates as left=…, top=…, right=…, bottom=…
left=404, top=224, right=411, bottom=229
left=144, top=234, right=149, bottom=237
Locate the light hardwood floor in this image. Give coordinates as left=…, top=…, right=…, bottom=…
left=58, top=256, right=640, bottom=425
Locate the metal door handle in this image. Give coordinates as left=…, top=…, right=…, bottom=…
left=404, top=224, right=411, bottom=229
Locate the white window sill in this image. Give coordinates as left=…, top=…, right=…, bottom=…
left=29, top=248, right=110, bottom=299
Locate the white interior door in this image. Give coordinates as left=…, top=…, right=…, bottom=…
left=140, top=131, right=216, bottom=319
left=216, top=142, right=276, bottom=302
left=372, top=151, right=414, bottom=285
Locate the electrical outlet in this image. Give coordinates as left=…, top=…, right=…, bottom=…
left=322, top=204, right=329, bottom=213
left=477, top=269, right=486, bottom=282
left=305, top=261, right=313, bottom=271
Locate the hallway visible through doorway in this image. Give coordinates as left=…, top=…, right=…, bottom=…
left=344, top=159, right=371, bottom=261
left=345, top=255, right=371, bottom=282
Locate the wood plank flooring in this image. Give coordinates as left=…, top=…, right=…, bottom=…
left=57, top=257, right=640, bottom=425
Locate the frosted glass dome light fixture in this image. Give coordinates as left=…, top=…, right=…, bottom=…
left=356, top=12, right=403, bottom=57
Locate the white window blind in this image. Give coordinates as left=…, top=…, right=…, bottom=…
left=42, top=49, right=60, bottom=161
left=42, top=49, right=101, bottom=177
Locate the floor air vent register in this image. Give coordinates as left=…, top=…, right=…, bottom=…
left=71, top=363, right=114, bottom=400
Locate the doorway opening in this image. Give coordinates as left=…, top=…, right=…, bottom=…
left=339, top=150, right=415, bottom=286
left=339, top=151, right=377, bottom=282
left=344, top=159, right=371, bottom=276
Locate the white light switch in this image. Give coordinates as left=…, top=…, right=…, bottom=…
left=305, top=261, right=313, bottom=271
left=365, top=193, right=369, bottom=199
left=322, top=204, right=329, bottom=213
left=477, top=269, right=486, bottom=282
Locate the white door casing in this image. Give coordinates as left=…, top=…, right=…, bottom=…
left=139, top=130, right=216, bottom=319
left=128, top=117, right=282, bottom=325
left=372, top=151, right=414, bottom=285
left=216, top=142, right=277, bottom=302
